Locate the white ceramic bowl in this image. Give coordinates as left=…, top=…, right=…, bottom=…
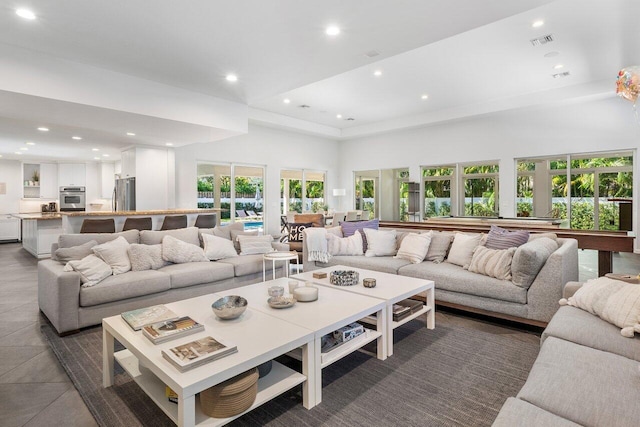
left=293, top=286, right=318, bottom=302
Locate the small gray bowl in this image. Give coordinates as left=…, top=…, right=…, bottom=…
left=211, top=295, right=248, bottom=320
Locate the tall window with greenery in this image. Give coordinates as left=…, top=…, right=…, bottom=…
left=462, top=163, right=499, bottom=217
left=516, top=161, right=535, bottom=217
left=280, top=170, right=326, bottom=214
left=423, top=166, right=453, bottom=218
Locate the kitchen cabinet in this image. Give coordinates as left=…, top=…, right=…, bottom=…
left=100, top=162, right=115, bottom=199
left=58, top=163, right=86, bottom=186
left=0, top=215, right=20, bottom=241
left=22, top=163, right=58, bottom=199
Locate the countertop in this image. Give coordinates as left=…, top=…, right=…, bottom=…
left=58, top=208, right=223, bottom=217
left=12, top=213, right=63, bottom=220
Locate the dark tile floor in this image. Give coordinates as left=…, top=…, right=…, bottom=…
left=0, top=242, right=638, bottom=426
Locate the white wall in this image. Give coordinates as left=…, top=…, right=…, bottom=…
left=175, top=124, right=339, bottom=235
left=0, top=159, right=22, bottom=214
left=340, top=96, right=640, bottom=249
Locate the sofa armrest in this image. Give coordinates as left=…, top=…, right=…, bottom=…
left=563, top=281, right=583, bottom=299
left=38, top=259, right=82, bottom=334
left=526, top=238, right=579, bottom=323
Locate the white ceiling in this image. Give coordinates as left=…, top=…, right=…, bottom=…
left=0, top=0, right=637, bottom=162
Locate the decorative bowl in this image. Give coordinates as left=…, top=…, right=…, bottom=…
left=363, top=278, right=377, bottom=288
left=268, top=286, right=284, bottom=297
left=211, top=295, right=248, bottom=320
left=267, top=296, right=296, bottom=309
left=293, top=285, right=318, bottom=302
left=330, top=270, right=359, bottom=286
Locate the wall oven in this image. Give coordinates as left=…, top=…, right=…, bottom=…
left=59, top=186, right=86, bottom=211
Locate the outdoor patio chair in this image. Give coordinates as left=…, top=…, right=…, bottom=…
left=236, top=210, right=248, bottom=218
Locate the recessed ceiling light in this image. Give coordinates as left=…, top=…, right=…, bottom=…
left=553, top=64, right=564, bottom=69
left=225, top=74, right=238, bottom=82
left=283, top=99, right=291, bottom=104
left=15, top=8, right=36, bottom=20
left=126, top=132, right=136, bottom=136
left=20, top=147, right=28, bottom=151
left=544, top=51, right=560, bottom=58
left=336, top=114, right=342, bottom=119
left=0, top=154, right=3, bottom=158
left=15, top=152, right=22, bottom=155
left=373, top=70, right=382, bottom=77
left=72, top=136, right=82, bottom=140
left=166, top=142, right=174, bottom=146
left=37, top=127, right=49, bottom=132
left=102, top=154, right=110, bottom=157
left=92, top=148, right=99, bottom=152
left=325, top=26, right=340, bottom=36
left=26, top=142, right=35, bottom=146
left=94, top=157, right=100, bottom=160
left=421, top=94, right=429, bottom=100
left=532, top=20, right=544, bottom=28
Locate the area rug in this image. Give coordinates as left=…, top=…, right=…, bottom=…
left=42, top=319, right=539, bottom=427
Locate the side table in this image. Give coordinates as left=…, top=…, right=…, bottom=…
left=263, top=251, right=299, bottom=281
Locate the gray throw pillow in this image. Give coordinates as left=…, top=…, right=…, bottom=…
left=230, top=229, right=259, bottom=252
left=485, top=225, right=529, bottom=250
left=425, top=231, right=454, bottom=263
left=128, top=244, right=167, bottom=271
left=58, top=229, right=139, bottom=248
left=140, top=227, right=200, bottom=246
left=54, top=240, right=98, bottom=263
left=211, top=222, right=245, bottom=240
left=511, top=237, right=558, bottom=289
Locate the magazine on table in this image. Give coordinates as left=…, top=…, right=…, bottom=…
left=142, top=316, right=204, bottom=344
left=121, top=305, right=179, bottom=331
left=161, top=336, right=237, bottom=372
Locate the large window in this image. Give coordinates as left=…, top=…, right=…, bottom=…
left=280, top=170, right=326, bottom=214
left=516, top=152, right=633, bottom=230
left=354, top=170, right=378, bottom=219
left=422, top=162, right=499, bottom=218
left=197, top=162, right=264, bottom=231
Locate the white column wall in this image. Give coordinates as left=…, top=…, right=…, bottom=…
left=175, top=124, right=339, bottom=236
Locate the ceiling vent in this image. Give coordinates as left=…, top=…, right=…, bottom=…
left=345, top=117, right=355, bottom=121
left=298, top=104, right=311, bottom=108
left=530, top=34, right=554, bottom=46
left=551, top=71, right=571, bottom=79
left=364, top=50, right=380, bottom=58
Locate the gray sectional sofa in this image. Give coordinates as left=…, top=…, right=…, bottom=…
left=493, top=282, right=640, bottom=427
left=38, top=227, right=287, bottom=335
left=302, top=228, right=579, bottom=325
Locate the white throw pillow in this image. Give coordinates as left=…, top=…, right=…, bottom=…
left=446, top=233, right=482, bottom=268
left=327, top=232, right=364, bottom=256
left=394, top=232, right=432, bottom=264
left=363, top=228, right=397, bottom=257
left=127, top=244, right=167, bottom=271
left=560, top=277, right=640, bottom=337
left=326, top=226, right=344, bottom=238
left=162, top=235, right=209, bottom=263
left=467, top=246, right=516, bottom=280
left=64, top=254, right=112, bottom=287
left=202, top=234, right=239, bottom=261
left=92, top=236, right=131, bottom=275
left=237, top=235, right=274, bottom=255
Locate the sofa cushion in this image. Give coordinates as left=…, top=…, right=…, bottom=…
left=446, top=232, right=482, bottom=268
left=485, top=225, right=529, bottom=250
left=217, top=254, right=275, bottom=277
left=140, top=227, right=201, bottom=246
left=211, top=222, right=245, bottom=240
left=288, top=223, right=312, bottom=243
left=162, top=235, right=209, bottom=263
left=54, top=239, right=98, bottom=263
left=157, top=262, right=234, bottom=289
left=517, top=337, right=640, bottom=427
left=128, top=244, right=167, bottom=271
left=79, top=270, right=171, bottom=307
left=293, top=213, right=324, bottom=228
left=92, top=236, right=131, bottom=275
left=327, top=232, right=364, bottom=256
left=63, top=254, right=112, bottom=288
left=230, top=229, right=259, bottom=252
left=424, top=231, right=454, bottom=263
left=317, top=256, right=411, bottom=275
left=467, top=246, right=516, bottom=281
left=58, top=229, right=139, bottom=248
left=340, top=218, right=379, bottom=237
left=511, top=237, right=557, bottom=289
left=394, top=232, right=431, bottom=264
left=399, top=261, right=527, bottom=304
left=493, top=398, right=581, bottom=427
left=542, top=305, right=640, bottom=362
left=202, top=234, right=238, bottom=261
left=363, top=228, right=397, bottom=257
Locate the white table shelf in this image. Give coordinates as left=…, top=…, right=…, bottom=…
left=361, top=305, right=433, bottom=329
left=115, top=350, right=306, bottom=427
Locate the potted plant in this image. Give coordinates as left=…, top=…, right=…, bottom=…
left=32, top=170, right=40, bottom=185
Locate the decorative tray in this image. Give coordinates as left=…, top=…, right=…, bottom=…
left=264, top=251, right=297, bottom=259
left=267, top=296, right=296, bottom=309
left=330, top=270, right=359, bottom=286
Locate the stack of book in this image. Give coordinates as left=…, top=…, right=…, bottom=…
left=392, top=299, right=424, bottom=321
left=321, top=323, right=365, bottom=354
left=121, top=305, right=179, bottom=331
left=142, top=316, right=204, bottom=344
left=162, top=336, right=237, bottom=372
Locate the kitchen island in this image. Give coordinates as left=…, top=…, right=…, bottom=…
left=59, top=209, right=223, bottom=233
left=12, top=213, right=63, bottom=258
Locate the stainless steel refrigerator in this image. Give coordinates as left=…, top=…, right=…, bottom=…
left=113, top=177, right=136, bottom=211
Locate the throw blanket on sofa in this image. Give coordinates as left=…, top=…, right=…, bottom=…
left=306, top=227, right=330, bottom=263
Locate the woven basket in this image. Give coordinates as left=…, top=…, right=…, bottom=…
left=200, top=368, right=259, bottom=418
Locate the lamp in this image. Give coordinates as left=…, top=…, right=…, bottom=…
left=333, top=188, right=346, bottom=210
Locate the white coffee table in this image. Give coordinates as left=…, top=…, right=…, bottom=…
left=103, top=294, right=316, bottom=427
left=216, top=277, right=387, bottom=406
left=293, top=265, right=435, bottom=356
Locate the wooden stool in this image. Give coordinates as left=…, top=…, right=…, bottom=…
left=122, top=217, right=152, bottom=231
left=80, top=219, right=115, bottom=233
left=160, top=215, right=187, bottom=230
